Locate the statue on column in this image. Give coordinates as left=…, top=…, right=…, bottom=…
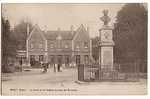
left=100, top=9, right=111, bottom=26
left=99, top=9, right=114, bottom=71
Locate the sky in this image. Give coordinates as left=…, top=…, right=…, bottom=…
left=2, top=4, right=124, bottom=38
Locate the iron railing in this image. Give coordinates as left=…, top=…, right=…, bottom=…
left=78, top=62, right=141, bottom=82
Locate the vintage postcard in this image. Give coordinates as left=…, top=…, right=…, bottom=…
left=1, top=3, right=147, bottom=95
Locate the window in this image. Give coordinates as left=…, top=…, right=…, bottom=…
left=76, top=45, right=80, bottom=51
left=65, top=43, right=69, bottom=48
left=50, top=55, right=55, bottom=64
left=50, top=43, right=54, bottom=48
left=30, top=44, right=33, bottom=49
left=84, top=55, right=89, bottom=64
left=76, top=55, right=80, bottom=65
left=65, top=55, right=70, bottom=65
left=76, top=45, right=79, bottom=49
left=56, top=35, right=62, bottom=40
left=57, top=40, right=61, bottom=49
left=30, top=55, right=35, bottom=66
left=39, top=43, right=43, bottom=48
left=84, top=42, right=88, bottom=48
left=35, top=55, right=39, bottom=61
left=39, top=55, right=44, bottom=61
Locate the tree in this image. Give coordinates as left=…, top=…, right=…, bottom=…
left=2, top=17, right=17, bottom=69
left=2, top=17, right=9, bottom=65
left=13, top=20, right=33, bottom=50
left=92, top=36, right=99, bottom=62
left=1, top=17, right=33, bottom=72
left=113, top=4, right=147, bottom=72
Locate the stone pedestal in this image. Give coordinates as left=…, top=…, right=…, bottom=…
left=99, top=25, right=114, bottom=70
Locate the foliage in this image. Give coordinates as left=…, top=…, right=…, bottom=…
left=113, top=4, right=147, bottom=63
left=1, top=17, right=33, bottom=72
left=2, top=17, right=16, bottom=64
left=13, top=20, right=33, bottom=50
left=92, top=4, right=147, bottom=72
left=1, top=17, right=17, bottom=72
left=92, top=37, right=99, bottom=62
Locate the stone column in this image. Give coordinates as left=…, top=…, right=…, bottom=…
left=99, top=10, right=115, bottom=71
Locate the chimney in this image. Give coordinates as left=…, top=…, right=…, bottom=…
left=44, top=25, right=47, bottom=32
left=87, top=27, right=90, bottom=36
left=27, top=23, right=30, bottom=36
left=70, top=25, right=74, bottom=34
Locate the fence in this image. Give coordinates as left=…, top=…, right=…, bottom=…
left=78, top=62, right=142, bottom=82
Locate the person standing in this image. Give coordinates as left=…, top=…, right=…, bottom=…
left=58, top=63, right=60, bottom=72
left=19, top=58, right=23, bottom=71
left=54, top=63, right=57, bottom=72
left=43, top=63, right=48, bottom=73
left=41, top=61, right=45, bottom=73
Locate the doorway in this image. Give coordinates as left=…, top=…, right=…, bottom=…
left=76, top=55, right=80, bottom=65
left=30, top=55, right=35, bottom=66
left=57, top=55, right=62, bottom=64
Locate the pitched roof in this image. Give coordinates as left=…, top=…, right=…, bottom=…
left=73, top=24, right=90, bottom=40
left=28, top=24, right=88, bottom=41
left=27, top=24, right=46, bottom=41
left=44, top=31, right=76, bottom=40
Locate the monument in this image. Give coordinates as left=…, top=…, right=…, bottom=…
left=99, top=10, right=115, bottom=70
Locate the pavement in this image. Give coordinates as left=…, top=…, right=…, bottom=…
left=1, top=67, right=147, bottom=95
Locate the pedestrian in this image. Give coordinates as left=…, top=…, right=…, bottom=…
left=43, top=63, right=48, bottom=73
left=54, top=63, right=57, bottom=72
left=58, top=63, right=62, bottom=72
left=40, top=61, right=43, bottom=67
left=19, top=59, right=22, bottom=66
left=41, top=61, right=46, bottom=73
left=19, top=59, right=23, bottom=71
left=58, top=63, right=60, bottom=72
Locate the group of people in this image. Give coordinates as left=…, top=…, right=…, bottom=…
left=40, top=61, right=78, bottom=73
left=40, top=61, right=62, bottom=73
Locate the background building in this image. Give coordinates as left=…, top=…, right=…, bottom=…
left=26, top=24, right=92, bottom=67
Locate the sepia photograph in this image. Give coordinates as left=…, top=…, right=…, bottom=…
left=1, top=3, right=147, bottom=95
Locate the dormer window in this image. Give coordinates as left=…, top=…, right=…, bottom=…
left=39, top=43, right=43, bottom=48
left=56, top=35, right=62, bottom=40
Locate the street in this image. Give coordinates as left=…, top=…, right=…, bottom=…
left=2, top=67, right=147, bottom=95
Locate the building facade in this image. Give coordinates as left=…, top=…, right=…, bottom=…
left=26, top=24, right=92, bottom=67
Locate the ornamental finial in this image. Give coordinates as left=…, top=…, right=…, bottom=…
left=100, top=9, right=111, bottom=26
